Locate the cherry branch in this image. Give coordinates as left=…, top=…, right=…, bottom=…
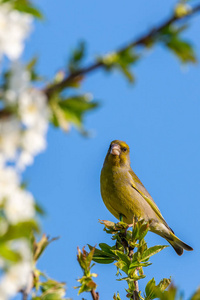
left=44, top=3, right=200, bottom=98
left=91, top=289, right=100, bottom=300
left=1, top=4, right=200, bottom=121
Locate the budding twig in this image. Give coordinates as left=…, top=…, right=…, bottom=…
left=91, top=289, right=100, bottom=300
left=44, top=3, right=200, bottom=98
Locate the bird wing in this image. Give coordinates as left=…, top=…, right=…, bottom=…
left=129, top=169, right=168, bottom=226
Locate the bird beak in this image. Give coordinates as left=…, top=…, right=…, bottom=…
left=110, top=144, right=121, bottom=156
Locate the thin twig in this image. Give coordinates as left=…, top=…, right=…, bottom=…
left=22, top=291, right=28, bottom=300
left=91, top=289, right=100, bottom=300
left=0, top=3, right=200, bottom=120
left=128, top=247, right=140, bottom=300
left=120, top=226, right=140, bottom=300
left=44, top=3, right=200, bottom=98
left=133, top=282, right=139, bottom=300
left=21, top=272, right=33, bottom=300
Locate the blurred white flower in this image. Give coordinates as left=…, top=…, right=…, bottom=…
left=0, top=4, right=32, bottom=60
left=19, top=89, right=49, bottom=128
left=22, top=128, right=47, bottom=155
left=0, top=118, right=21, bottom=161
left=0, top=261, right=32, bottom=299
left=11, top=239, right=32, bottom=261
left=2, top=63, right=49, bottom=170
left=16, top=151, right=33, bottom=171
left=5, top=61, right=30, bottom=104
left=15, top=88, right=49, bottom=170
left=5, top=188, right=35, bottom=224
left=0, top=5, right=44, bottom=299
left=0, top=166, right=19, bottom=201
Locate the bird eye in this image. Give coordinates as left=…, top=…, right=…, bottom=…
left=122, top=147, right=127, bottom=152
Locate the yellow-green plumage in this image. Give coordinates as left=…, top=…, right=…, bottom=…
left=100, top=140, right=193, bottom=255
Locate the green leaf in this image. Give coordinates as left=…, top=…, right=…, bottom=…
left=129, top=261, right=152, bottom=270
left=166, top=38, right=196, bottom=63
left=50, top=101, right=70, bottom=132
left=99, top=48, right=139, bottom=82
left=51, top=94, right=99, bottom=131
left=145, top=277, right=171, bottom=300
left=138, top=223, right=149, bottom=241
left=34, top=202, right=45, bottom=216
left=88, top=244, right=117, bottom=264
left=42, top=295, right=63, bottom=300
left=114, top=260, right=129, bottom=274
left=158, top=24, right=197, bottom=64
left=158, top=284, right=177, bottom=300
left=58, top=95, right=99, bottom=128
left=13, top=1, right=43, bottom=19
left=26, top=57, right=38, bottom=71
left=76, top=275, right=97, bottom=295
left=76, top=247, right=98, bottom=294
left=145, top=278, right=156, bottom=300
left=157, top=278, right=171, bottom=292
left=99, top=243, right=115, bottom=255
left=191, top=287, right=200, bottom=300
left=86, top=246, right=96, bottom=266
left=0, top=243, right=21, bottom=262
left=69, top=41, right=86, bottom=72
left=141, top=245, right=168, bottom=261
left=33, top=234, right=59, bottom=262
left=99, top=219, right=128, bottom=235
left=77, top=246, right=96, bottom=274
left=111, top=250, right=131, bottom=267
left=113, top=292, right=121, bottom=300
left=91, top=255, right=115, bottom=264
left=132, top=219, right=149, bottom=242
left=40, top=279, right=66, bottom=299
left=0, top=220, right=39, bottom=243
left=26, top=57, right=43, bottom=82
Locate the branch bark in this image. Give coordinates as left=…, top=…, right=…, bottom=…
left=133, top=281, right=139, bottom=300
left=0, top=3, right=200, bottom=120
left=44, top=3, right=200, bottom=98
left=128, top=247, right=140, bottom=300
left=21, top=272, right=33, bottom=300
left=91, top=289, right=100, bottom=300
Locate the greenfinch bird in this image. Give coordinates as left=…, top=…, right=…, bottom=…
left=100, top=140, right=193, bottom=255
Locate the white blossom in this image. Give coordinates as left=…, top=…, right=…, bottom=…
left=0, top=4, right=32, bottom=60
left=0, top=118, right=21, bottom=162
left=0, top=4, right=45, bottom=299
left=17, top=127, right=47, bottom=170
left=17, top=88, right=49, bottom=170
left=22, top=128, right=47, bottom=155
left=0, top=166, right=20, bottom=201
left=5, top=188, right=35, bottom=224
left=16, top=151, right=34, bottom=171
left=11, top=239, right=32, bottom=261
left=19, top=89, right=49, bottom=128
left=5, top=61, right=30, bottom=104
left=1, top=62, right=49, bottom=170
left=0, top=262, right=32, bottom=299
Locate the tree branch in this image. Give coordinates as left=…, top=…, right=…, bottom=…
left=22, top=291, right=28, bottom=300
left=91, top=289, right=99, bottom=300
left=44, top=3, right=200, bottom=98
left=133, top=280, right=139, bottom=300
left=0, top=3, right=200, bottom=120
left=21, top=272, right=33, bottom=300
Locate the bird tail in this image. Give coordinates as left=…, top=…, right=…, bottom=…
left=167, top=232, right=193, bottom=256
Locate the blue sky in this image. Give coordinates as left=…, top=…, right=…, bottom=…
left=22, top=0, right=200, bottom=299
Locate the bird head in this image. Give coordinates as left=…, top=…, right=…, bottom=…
left=104, top=140, right=130, bottom=167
